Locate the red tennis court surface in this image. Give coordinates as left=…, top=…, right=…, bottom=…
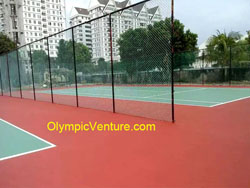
left=0, top=95, right=250, bottom=187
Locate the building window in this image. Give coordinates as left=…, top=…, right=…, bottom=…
left=10, top=4, right=17, bottom=16
left=12, top=20, right=18, bottom=29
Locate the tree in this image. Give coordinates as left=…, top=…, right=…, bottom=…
left=117, top=18, right=198, bottom=73
left=247, top=31, right=250, bottom=44
left=31, top=50, right=48, bottom=84
left=0, top=33, right=16, bottom=55
left=118, top=28, right=148, bottom=77
left=53, top=40, right=92, bottom=85
left=56, top=39, right=92, bottom=69
left=118, top=28, right=148, bottom=60
left=55, top=39, right=92, bottom=73
left=96, top=58, right=109, bottom=73
left=56, top=39, right=71, bottom=69
left=206, top=31, right=242, bottom=66
left=171, top=20, right=198, bottom=69
left=32, top=50, right=48, bottom=72
left=172, top=19, right=198, bottom=53
left=74, top=42, right=92, bottom=73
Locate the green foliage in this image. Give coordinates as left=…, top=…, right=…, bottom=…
left=231, top=42, right=250, bottom=68
left=56, top=39, right=92, bottom=70
left=56, top=39, right=72, bottom=69
left=117, top=18, right=198, bottom=74
left=96, top=58, right=109, bottom=73
left=206, top=31, right=243, bottom=66
left=174, top=51, right=199, bottom=69
left=118, top=28, right=148, bottom=60
left=53, top=40, right=92, bottom=84
left=74, top=42, right=92, bottom=73
left=172, top=19, right=198, bottom=53
left=32, top=50, right=48, bottom=73
left=0, top=33, right=16, bottom=55
left=247, top=31, right=250, bottom=44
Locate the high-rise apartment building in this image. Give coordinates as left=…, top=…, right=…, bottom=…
left=0, top=0, right=23, bottom=45
left=70, top=0, right=162, bottom=62
left=69, top=7, right=92, bottom=50
left=0, top=0, right=66, bottom=57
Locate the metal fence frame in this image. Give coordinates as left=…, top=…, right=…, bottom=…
left=174, top=44, right=250, bottom=86
left=0, top=0, right=175, bottom=122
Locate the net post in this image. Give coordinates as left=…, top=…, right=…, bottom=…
left=229, top=46, right=232, bottom=86
left=171, top=0, right=175, bottom=123
left=29, top=44, right=36, bottom=100
left=0, top=63, right=3, bottom=96
left=16, top=49, right=23, bottom=98
left=6, top=54, right=12, bottom=97
left=46, top=37, right=54, bottom=103
left=71, top=28, right=79, bottom=107
left=109, top=14, right=116, bottom=113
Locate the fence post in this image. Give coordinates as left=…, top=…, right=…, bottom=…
left=46, top=38, right=54, bottom=103
left=6, top=55, right=12, bottom=97
left=29, top=44, right=36, bottom=100
left=202, top=50, right=205, bottom=85
left=171, top=0, right=175, bottom=123
left=109, top=14, right=116, bottom=113
left=0, top=64, right=3, bottom=96
left=16, top=49, right=23, bottom=98
left=229, top=46, right=232, bottom=86
left=178, top=53, right=181, bottom=85
left=71, top=28, right=79, bottom=107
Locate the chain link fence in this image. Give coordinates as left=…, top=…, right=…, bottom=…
left=111, top=0, right=172, bottom=120
left=18, top=46, right=35, bottom=99
left=174, top=44, right=250, bottom=86
left=8, top=50, right=22, bottom=97
left=74, top=14, right=114, bottom=112
left=0, top=0, right=174, bottom=121
left=0, top=55, right=10, bottom=96
left=1, top=0, right=249, bottom=121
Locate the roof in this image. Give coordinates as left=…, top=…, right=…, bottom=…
left=98, top=0, right=110, bottom=5
left=148, top=6, right=158, bottom=15
left=75, top=7, right=89, bottom=15
left=133, top=2, right=145, bottom=12
left=116, top=0, right=129, bottom=8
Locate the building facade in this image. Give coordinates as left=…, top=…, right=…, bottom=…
left=0, top=0, right=66, bottom=57
left=70, top=0, right=162, bottom=62
left=69, top=7, right=92, bottom=50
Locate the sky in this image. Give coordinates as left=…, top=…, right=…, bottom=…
left=65, top=0, right=250, bottom=45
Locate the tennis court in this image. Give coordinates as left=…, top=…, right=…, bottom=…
left=0, top=119, right=55, bottom=161
left=38, top=86, right=250, bottom=107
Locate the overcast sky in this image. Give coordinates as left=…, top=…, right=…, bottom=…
left=65, top=0, right=250, bottom=45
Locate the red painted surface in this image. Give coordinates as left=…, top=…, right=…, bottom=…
left=0, top=95, right=250, bottom=187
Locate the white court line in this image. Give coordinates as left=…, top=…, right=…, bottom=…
left=0, top=146, right=55, bottom=161
left=159, top=98, right=219, bottom=104
left=55, top=91, right=218, bottom=105
left=86, top=87, right=171, bottom=93
left=42, top=86, right=171, bottom=93
left=52, top=89, right=211, bottom=102
left=143, top=88, right=207, bottom=98
left=50, top=88, right=218, bottom=105
left=0, top=119, right=56, bottom=161
left=209, top=96, right=250, bottom=107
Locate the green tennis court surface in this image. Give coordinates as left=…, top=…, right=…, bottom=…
left=0, top=119, right=55, bottom=161
left=38, top=86, right=250, bottom=107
